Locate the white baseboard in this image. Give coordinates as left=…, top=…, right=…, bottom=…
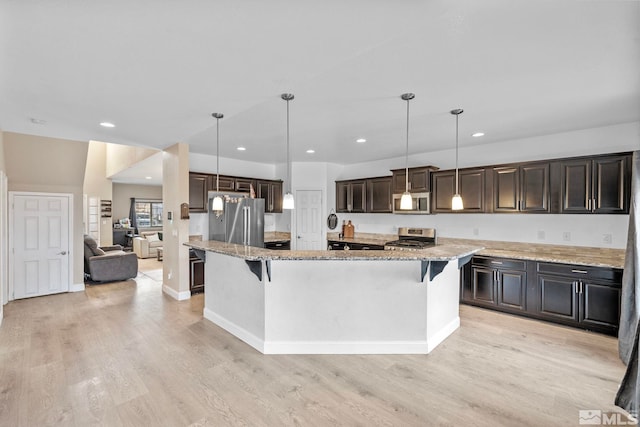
left=69, top=282, right=85, bottom=293
left=426, top=317, right=460, bottom=353
left=203, top=308, right=265, bottom=353
left=162, top=284, right=191, bottom=301
left=203, top=307, right=457, bottom=355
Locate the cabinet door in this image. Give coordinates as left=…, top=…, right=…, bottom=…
left=593, top=155, right=628, bottom=213
left=216, top=175, right=236, bottom=192
left=350, top=180, right=367, bottom=212
left=520, top=163, right=549, bottom=212
left=580, top=281, right=621, bottom=332
left=493, top=167, right=519, bottom=212
left=432, top=169, right=485, bottom=213
left=392, top=171, right=408, bottom=193
left=432, top=172, right=455, bottom=212
left=257, top=181, right=272, bottom=211
left=497, top=270, right=527, bottom=311
left=471, top=266, right=497, bottom=306
left=409, top=168, right=430, bottom=192
left=270, top=182, right=283, bottom=213
left=189, top=173, right=209, bottom=212
left=538, top=274, right=579, bottom=324
left=190, top=259, right=205, bottom=294
left=561, top=159, right=591, bottom=213
left=368, top=177, right=392, bottom=213
left=336, top=182, right=350, bottom=213
left=235, top=178, right=255, bottom=193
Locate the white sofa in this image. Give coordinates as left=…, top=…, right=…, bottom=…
left=133, top=231, right=163, bottom=259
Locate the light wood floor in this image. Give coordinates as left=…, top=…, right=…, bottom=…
left=0, top=260, right=628, bottom=426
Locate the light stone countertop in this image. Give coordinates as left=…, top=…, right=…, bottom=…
left=264, top=231, right=291, bottom=243
left=324, top=233, right=625, bottom=269
left=184, top=239, right=483, bottom=262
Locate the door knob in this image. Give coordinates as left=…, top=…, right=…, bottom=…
left=297, top=235, right=301, bottom=239
left=58, top=251, right=67, bottom=255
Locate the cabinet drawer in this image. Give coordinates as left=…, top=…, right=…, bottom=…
left=536, top=262, right=622, bottom=283
left=327, top=240, right=349, bottom=250
left=265, top=241, right=290, bottom=250
left=349, top=243, right=384, bottom=251
left=472, top=256, right=526, bottom=271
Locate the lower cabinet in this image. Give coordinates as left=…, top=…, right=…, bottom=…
left=326, top=240, right=384, bottom=250
left=461, top=256, right=622, bottom=335
left=190, top=257, right=204, bottom=295
left=265, top=240, right=290, bottom=250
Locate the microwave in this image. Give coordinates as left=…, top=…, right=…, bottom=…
left=392, top=192, right=431, bottom=214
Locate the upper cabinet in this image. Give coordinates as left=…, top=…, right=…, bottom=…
left=257, top=180, right=283, bottom=213
left=391, top=166, right=435, bottom=193
left=189, top=172, right=283, bottom=213
left=561, top=154, right=630, bottom=214
left=432, top=168, right=486, bottom=213
left=493, top=162, right=550, bottom=213
left=336, top=179, right=367, bottom=213
left=188, top=172, right=210, bottom=213
left=367, top=176, right=393, bottom=213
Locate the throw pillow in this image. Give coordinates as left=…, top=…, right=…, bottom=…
left=146, top=233, right=160, bottom=243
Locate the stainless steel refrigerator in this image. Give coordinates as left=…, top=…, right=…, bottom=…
left=209, top=195, right=265, bottom=247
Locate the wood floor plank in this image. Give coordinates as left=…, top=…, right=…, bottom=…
left=0, top=260, right=628, bottom=426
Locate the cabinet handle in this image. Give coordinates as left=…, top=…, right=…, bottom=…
left=592, top=198, right=596, bottom=212
left=517, top=200, right=521, bottom=211
left=571, top=269, right=588, bottom=274
left=579, top=281, right=584, bottom=294
left=491, top=261, right=503, bottom=265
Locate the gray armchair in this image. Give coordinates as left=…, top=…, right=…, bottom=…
left=84, top=235, right=138, bottom=282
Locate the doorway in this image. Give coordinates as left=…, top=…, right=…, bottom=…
left=294, top=190, right=323, bottom=250
left=10, top=192, right=73, bottom=299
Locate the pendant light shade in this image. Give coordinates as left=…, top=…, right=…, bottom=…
left=400, top=93, right=415, bottom=210
left=212, top=112, right=224, bottom=213
left=451, top=108, right=464, bottom=211
left=281, top=93, right=295, bottom=210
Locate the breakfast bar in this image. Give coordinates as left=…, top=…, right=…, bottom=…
left=185, top=240, right=482, bottom=355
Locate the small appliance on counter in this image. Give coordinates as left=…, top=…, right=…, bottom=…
left=384, top=227, right=436, bottom=250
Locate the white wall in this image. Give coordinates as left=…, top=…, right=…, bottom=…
left=190, top=152, right=276, bottom=179
left=327, top=122, right=640, bottom=249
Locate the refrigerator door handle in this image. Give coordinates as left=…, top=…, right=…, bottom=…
left=243, top=206, right=248, bottom=245
left=246, top=206, right=251, bottom=245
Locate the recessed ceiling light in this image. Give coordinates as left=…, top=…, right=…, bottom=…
left=237, top=146, right=246, bottom=151
left=472, top=132, right=485, bottom=137
left=145, top=176, right=152, bottom=180
left=306, top=149, right=315, bottom=154
left=100, top=122, right=115, bottom=128
left=356, top=138, right=366, bottom=143
left=29, top=117, right=46, bottom=125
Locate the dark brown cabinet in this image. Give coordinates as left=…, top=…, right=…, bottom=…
left=561, top=154, right=630, bottom=214
left=367, top=177, right=393, bottom=213
left=536, top=262, right=622, bottom=335
left=190, top=256, right=205, bottom=294
left=336, top=179, right=367, bottom=213
left=235, top=178, right=256, bottom=193
left=264, top=240, right=290, bottom=250
left=391, top=166, right=434, bottom=193
left=462, top=256, right=527, bottom=313
left=189, top=172, right=210, bottom=212
left=257, top=180, right=283, bottom=213
left=216, top=175, right=236, bottom=192
left=432, top=168, right=486, bottom=213
left=493, top=162, right=549, bottom=212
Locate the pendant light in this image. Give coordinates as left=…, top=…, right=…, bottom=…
left=281, top=93, right=295, bottom=210
left=400, top=93, right=415, bottom=210
left=451, top=108, right=464, bottom=211
left=211, top=112, right=224, bottom=212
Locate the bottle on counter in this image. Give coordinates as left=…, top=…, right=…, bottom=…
left=344, top=220, right=355, bottom=238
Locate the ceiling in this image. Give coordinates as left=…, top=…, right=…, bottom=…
left=1, top=1, right=639, bottom=170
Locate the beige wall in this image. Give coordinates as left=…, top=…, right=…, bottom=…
left=4, top=132, right=88, bottom=286
left=0, top=130, right=5, bottom=322
left=162, top=143, right=191, bottom=299
left=0, top=130, right=5, bottom=171
left=105, top=143, right=158, bottom=178
left=112, top=183, right=162, bottom=224
left=83, top=141, right=113, bottom=244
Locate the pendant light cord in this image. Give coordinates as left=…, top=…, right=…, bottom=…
left=286, top=98, right=291, bottom=194
left=216, top=117, right=220, bottom=192
left=405, top=97, right=410, bottom=192
left=455, top=113, right=459, bottom=194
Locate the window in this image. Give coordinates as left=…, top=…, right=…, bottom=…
left=135, top=201, right=163, bottom=228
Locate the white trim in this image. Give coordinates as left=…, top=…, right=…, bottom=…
left=162, top=284, right=191, bottom=301
left=203, top=307, right=457, bottom=355
left=203, top=307, right=265, bottom=353
left=70, top=282, right=85, bottom=293
left=426, top=317, right=460, bottom=353
left=9, top=191, right=74, bottom=301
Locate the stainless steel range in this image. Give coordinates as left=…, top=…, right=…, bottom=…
left=384, top=227, right=437, bottom=250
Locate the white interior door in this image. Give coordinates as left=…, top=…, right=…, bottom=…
left=11, top=193, right=71, bottom=299
left=295, top=190, right=322, bottom=250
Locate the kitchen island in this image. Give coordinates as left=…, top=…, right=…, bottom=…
left=184, top=240, right=482, bottom=355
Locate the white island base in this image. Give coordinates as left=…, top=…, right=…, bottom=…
left=202, top=252, right=462, bottom=355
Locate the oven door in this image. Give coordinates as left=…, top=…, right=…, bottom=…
left=392, top=192, right=431, bottom=214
